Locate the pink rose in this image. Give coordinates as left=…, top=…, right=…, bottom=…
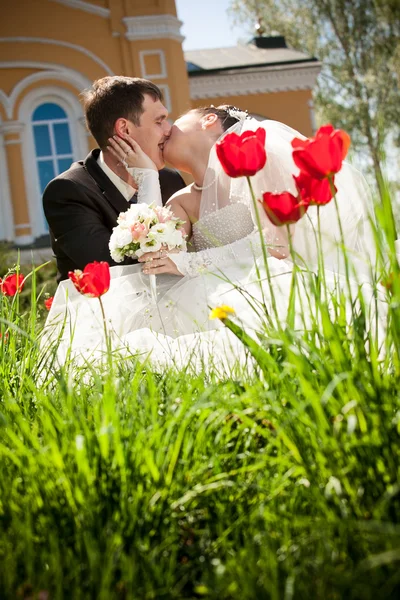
left=154, top=206, right=171, bottom=224
left=130, top=222, right=148, bottom=241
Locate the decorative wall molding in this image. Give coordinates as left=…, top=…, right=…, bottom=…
left=0, top=60, right=66, bottom=72
left=157, top=84, right=172, bottom=113
left=308, top=98, right=317, bottom=134
left=78, top=116, right=91, bottom=136
left=0, top=121, right=15, bottom=242
left=50, top=0, right=110, bottom=18
left=15, top=234, right=35, bottom=245
left=139, top=50, right=167, bottom=80
left=189, top=63, right=321, bottom=99
left=0, top=65, right=91, bottom=119
left=14, top=223, right=31, bottom=230
left=0, top=37, right=114, bottom=76
left=0, top=90, right=8, bottom=116
left=123, top=15, right=184, bottom=43
left=0, top=121, right=25, bottom=136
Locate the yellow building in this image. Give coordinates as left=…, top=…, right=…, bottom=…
left=0, top=0, right=320, bottom=246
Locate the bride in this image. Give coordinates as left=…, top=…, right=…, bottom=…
left=44, top=105, right=381, bottom=371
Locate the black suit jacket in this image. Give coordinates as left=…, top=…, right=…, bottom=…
left=43, top=149, right=186, bottom=282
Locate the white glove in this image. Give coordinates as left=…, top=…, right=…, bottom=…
left=127, top=167, right=162, bottom=207
left=168, top=231, right=271, bottom=277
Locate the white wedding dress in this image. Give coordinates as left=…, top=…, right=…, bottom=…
left=43, top=119, right=385, bottom=374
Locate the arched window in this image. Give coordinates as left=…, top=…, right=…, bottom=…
left=32, top=102, right=74, bottom=229
left=18, top=81, right=89, bottom=242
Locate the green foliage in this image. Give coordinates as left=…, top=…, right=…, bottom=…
left=1, top=193, right=400, bottom=598
left=0, top=244, right=57, bottom=321
left=230, top=0, right=400, bottom=188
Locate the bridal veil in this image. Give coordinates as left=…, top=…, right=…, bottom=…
left=198, top=116, right=376, bottom=276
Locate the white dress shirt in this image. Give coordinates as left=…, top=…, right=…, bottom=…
left=97, top=151, right=162, bottom=207
left=97, top=151, right=136, bottom=202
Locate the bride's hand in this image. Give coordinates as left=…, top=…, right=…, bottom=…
left=107, top=133, right=157, bottom=171
left=138, top=248, right=183, bottom=276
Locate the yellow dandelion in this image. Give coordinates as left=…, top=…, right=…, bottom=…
left=209, top=305, right=236, bottom=320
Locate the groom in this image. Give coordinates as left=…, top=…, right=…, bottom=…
left=43, top=76, right=186, bottom=282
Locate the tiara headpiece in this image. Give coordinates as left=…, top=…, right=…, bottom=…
left=227, top=106, right=248, bottom=122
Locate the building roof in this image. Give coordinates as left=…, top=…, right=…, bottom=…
left=185, top=38, right=317, bottom=75
left=184, top=38, right=321, bottom=100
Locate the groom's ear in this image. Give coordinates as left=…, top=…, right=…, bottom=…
left=114, top=118, right=134, bottom=137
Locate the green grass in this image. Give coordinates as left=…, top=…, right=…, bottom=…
left=1, top=193, right=400, bottom=599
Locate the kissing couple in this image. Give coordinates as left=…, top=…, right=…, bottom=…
left=43, top=75, right=379, bottom=371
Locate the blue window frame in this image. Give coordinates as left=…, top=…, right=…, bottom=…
left=32, top=102, right=74, bottom=231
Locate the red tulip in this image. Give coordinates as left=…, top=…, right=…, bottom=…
left=216, top=127, right=267, bottom=177
left=44, top=296, right=54, bottom=311
left=291, top=124, right=351, bottom=180
left=0, top=273, right=25, bottom=296
left=293, top=171, right=336, bottom=206
left=0, top=332, right=9, bottom=343
left=68, top=262, right=110, bottom=298
left=261, top=191, right=309, bottom=226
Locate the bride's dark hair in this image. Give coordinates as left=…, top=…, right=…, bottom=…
left=195, top=104, right=246, bottom=131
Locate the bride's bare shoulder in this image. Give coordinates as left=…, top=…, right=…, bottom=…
left=166, top=185, right=197, bottom=212
left=166, top=185, right=199, bottom=234
left=166, top=184, right=191, bottom=203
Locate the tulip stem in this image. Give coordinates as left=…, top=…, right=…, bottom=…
left=316, top=207, right=328, bottom=303
left=246, top=176, right=279, bottom=326
left=286, top=225, right=297, bottom=329
left=329, top=177, right=350, bottom=281
left=98, top=296, right=112, bottom=370
left=329, top=176, right=355, bottom=318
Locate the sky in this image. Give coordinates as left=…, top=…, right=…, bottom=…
left=175, top=0, right=253, bottom=51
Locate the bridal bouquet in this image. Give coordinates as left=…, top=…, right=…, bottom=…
left=109, top=203, right=187, bottom=301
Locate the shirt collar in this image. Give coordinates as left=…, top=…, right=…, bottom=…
left=97, top=151, right=136, bottom=202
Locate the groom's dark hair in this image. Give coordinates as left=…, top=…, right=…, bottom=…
left=81, top=76, right=163, bottom=148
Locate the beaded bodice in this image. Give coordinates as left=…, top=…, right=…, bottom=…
left=191, top=203, right=255, bottom=251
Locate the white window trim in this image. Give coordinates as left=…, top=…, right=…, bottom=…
left=0, top=64, right=91, bottom=119
left=0, top=90, right=8, bottom=117
left=139, top=50, right=167, bottom=80
left=19, top=86, right=89, bottom=240
left=157, top=84, right=172, bottom=113
left=0, top=118, right=14, bottom=243
left=308, top=99, right=317, bottom=134
left=0, top=37, right=114, bottom=76
left=189, top=63, right=322, bottom=99
left=49, top=0, right=110, bottom=18
left=123, top=15, right=184, bottom=43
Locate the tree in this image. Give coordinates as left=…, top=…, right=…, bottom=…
left=230, top=0, right=400, bottom=195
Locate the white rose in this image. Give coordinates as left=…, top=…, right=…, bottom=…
left=111, top=226, right=133, bottom=248
left=148, top=223, right=171, bottom=243
left=126, top=203, right=154, bottom=223
left=140, top=239, right=162, bottom=254
left=110, top=248, right=123, bottom=262
left=166, top=228, right=185, bottom=248
left=155, top=221, right=177, bottom=244
left=109, top=240, right=124, bottom=262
